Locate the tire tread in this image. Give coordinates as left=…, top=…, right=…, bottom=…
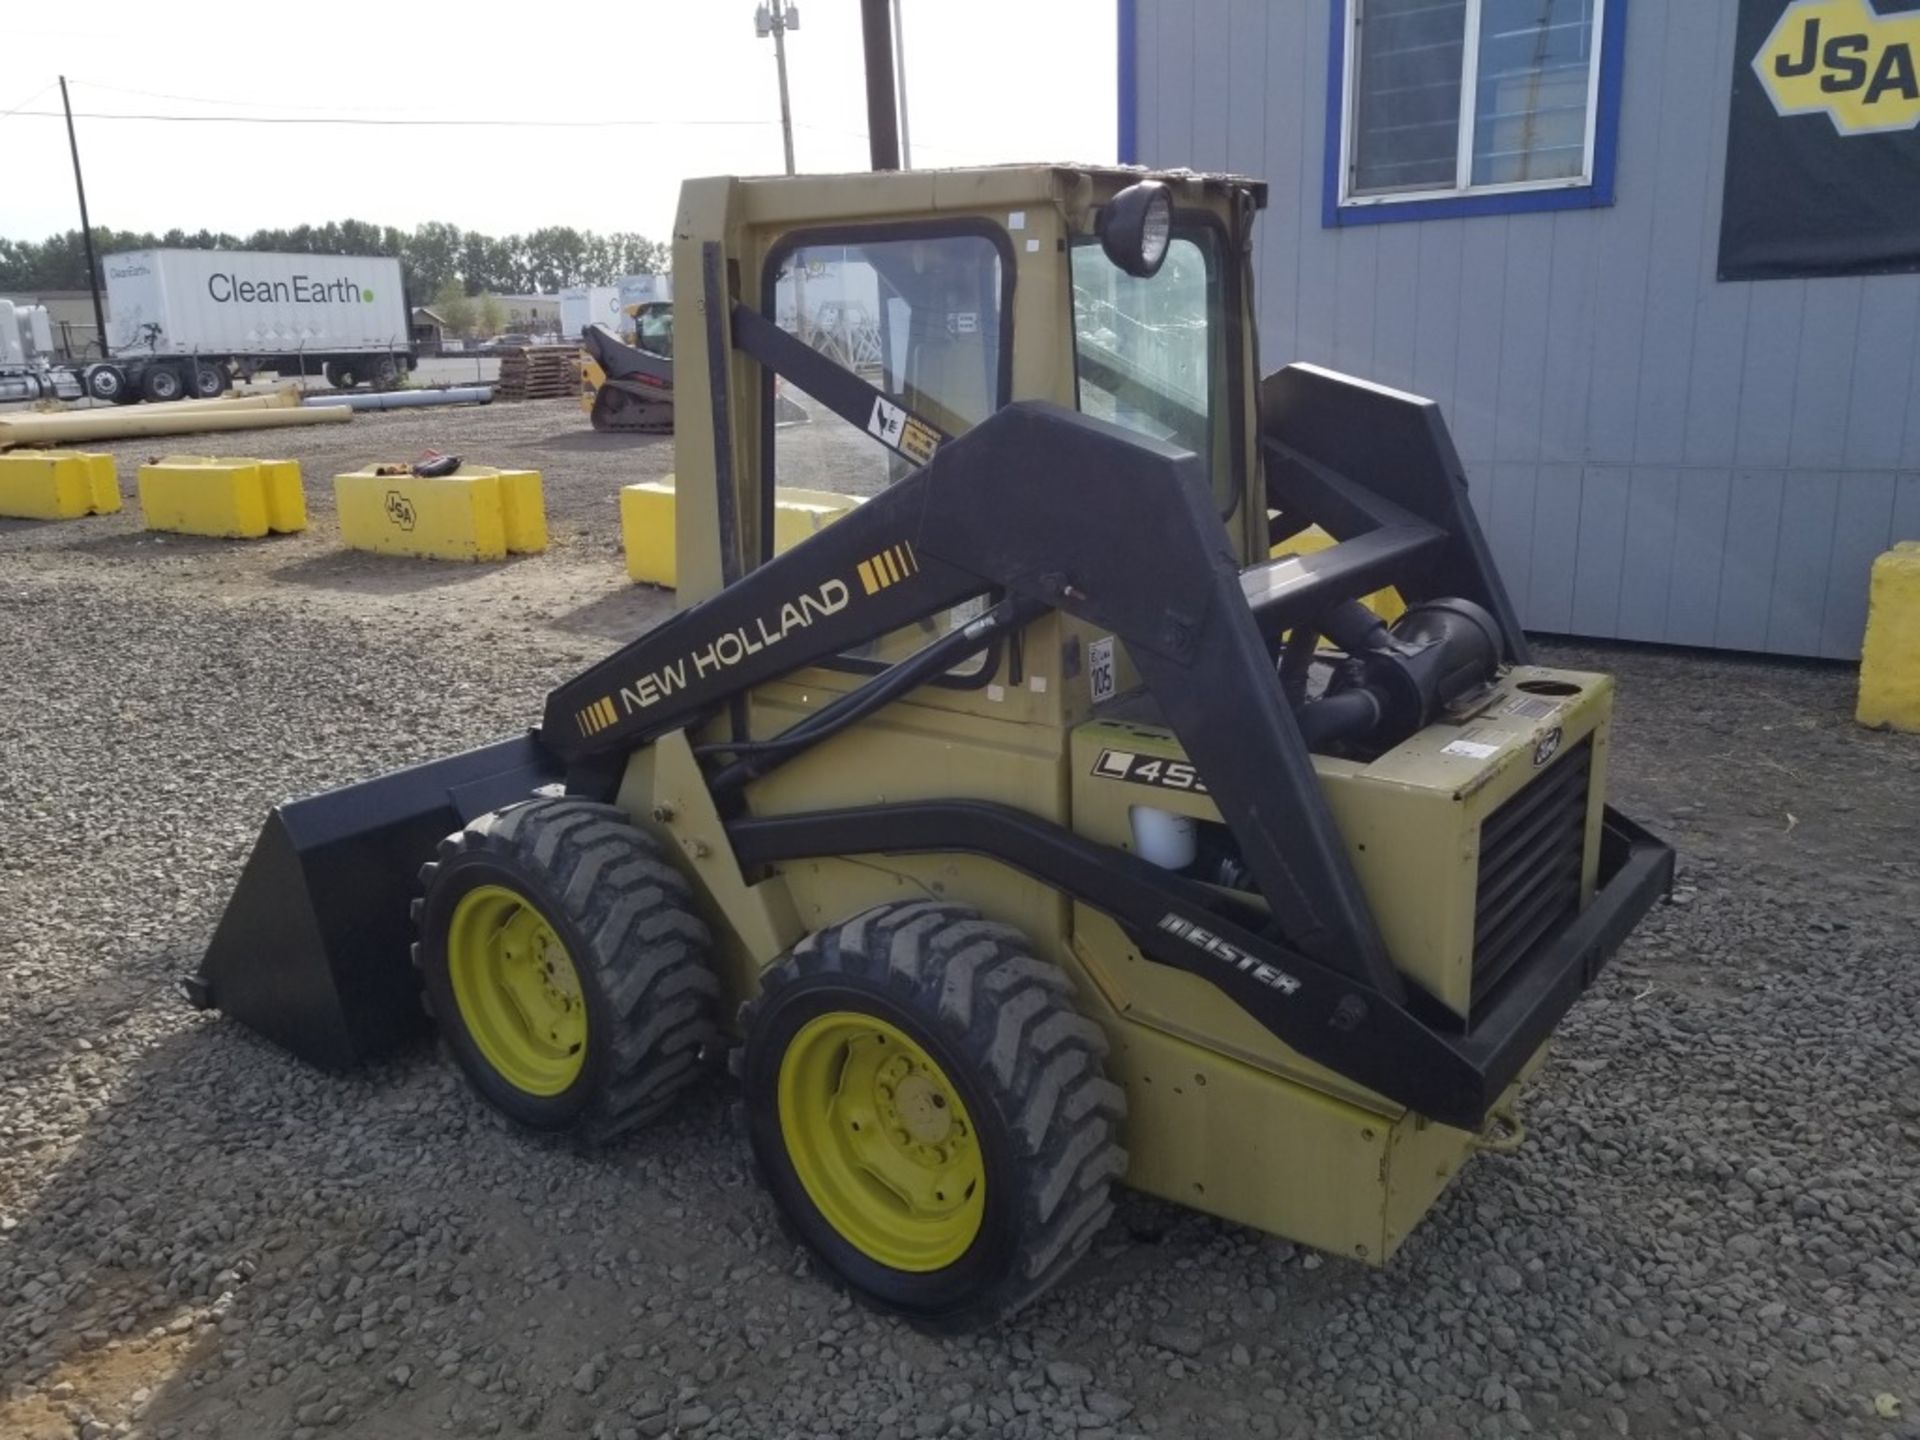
left=418, top=797, right=718, bottom=1142
left=741, top=900, right=1126, bottom=1329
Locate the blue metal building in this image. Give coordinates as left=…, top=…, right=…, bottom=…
left=1121, top=0, right=1920, bottom=659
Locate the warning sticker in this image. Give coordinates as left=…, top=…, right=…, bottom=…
left=1504, top=694, right=1559, bottom=721
left=898, top=416, right=940, bottom=465
left=867, top=397, right=940, bottom=466
left=1442, top=737, right=1502, bottom=761
left=867, top=397, right=906, bottom=448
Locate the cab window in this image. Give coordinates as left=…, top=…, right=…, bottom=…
left=1071, top=225, right=1234, bottom=514
left=768, top=232, right=1005, bottom=494
left=763, top=226, right=1010, bottom=677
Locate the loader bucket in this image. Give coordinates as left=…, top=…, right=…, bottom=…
left=188, top=734, right=563, bottom=1068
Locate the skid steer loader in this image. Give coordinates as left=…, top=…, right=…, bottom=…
left=190, top=164, right=1673, bottom=1331
left=580, top=303, right=675, bottom=432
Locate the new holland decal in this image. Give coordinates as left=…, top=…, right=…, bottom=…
left=576, top=696, right=619, bottom=736
left=599, top=576, right=854, bottom=725
left=1757, top=0, right=1920, bottom=134
left=855, top=541, right=920, bottom=596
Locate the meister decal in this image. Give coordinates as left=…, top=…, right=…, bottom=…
left=1092, top=748, right=1207, bottom=794
left=1758, top=0, right=1920, bottom=135
left=1156, top=914, right=1302, bottom=995
left=616, top=579, right=851, bottom=716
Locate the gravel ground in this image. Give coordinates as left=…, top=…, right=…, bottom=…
left=2, top=402, right=1917, bottom=1440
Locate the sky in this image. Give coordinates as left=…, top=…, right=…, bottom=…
left=3, top=1, right=1117, bottom=245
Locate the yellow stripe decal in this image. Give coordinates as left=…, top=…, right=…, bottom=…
left=858, top=559, right=882, bottom=594
left=892, top=544, right=913, bottom=578
left=902, top=540, right=919, bottom=573
left=879, top=549, right=900, bottom=584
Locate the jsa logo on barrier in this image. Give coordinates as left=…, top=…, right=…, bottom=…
left=1758, top=0, right=1920, bottom=135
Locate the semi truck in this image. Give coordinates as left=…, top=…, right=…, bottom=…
left=0, top=249, right=415, bottom=405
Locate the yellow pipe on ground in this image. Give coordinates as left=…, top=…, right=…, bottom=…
left=158, top=390, right=304, bottom=411
left=0, top=403, right=350, bottom=450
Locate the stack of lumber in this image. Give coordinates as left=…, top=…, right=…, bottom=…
left=496, top=346, right=579, bottom=401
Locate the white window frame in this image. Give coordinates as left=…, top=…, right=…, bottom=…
left=1338, top=0, right=1608, bottom=208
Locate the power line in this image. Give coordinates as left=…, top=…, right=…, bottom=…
left=6, top=109, right=791, bottom=130
left=71, top=78, right=463, bottom=116
left=0, top=81, right=55, bottom=119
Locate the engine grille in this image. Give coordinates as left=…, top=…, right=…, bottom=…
left=1471, top=737, right=1593, bottom=1003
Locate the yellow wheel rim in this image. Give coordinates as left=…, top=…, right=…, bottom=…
left=777, top=1011, right=985, bottom=1272
left=446, top=884, right=587, bottom=1097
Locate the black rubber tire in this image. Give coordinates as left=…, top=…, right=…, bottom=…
left=327, top=361, right=359, bottom=390
left=738, top=901, right=1127, bottom=1332
left=414, top=798, right=720, bottom=1143
left=191, top=361, right=227, bottom=398
left=141, top=364, right=185, bottom=403
left=84, top=365, right=125, bottom=403
left=371, top=354, right=401, bottom=389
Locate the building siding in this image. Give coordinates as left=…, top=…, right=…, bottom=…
left=1130, top=0, right=1920, bottom=659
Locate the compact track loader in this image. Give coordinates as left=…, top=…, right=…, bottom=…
left=192, top=164, right=1673, bottom=1330
left=580, top=303, right=675, bottom=432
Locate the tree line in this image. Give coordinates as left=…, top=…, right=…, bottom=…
left=0, top=220, right=668, bottom=299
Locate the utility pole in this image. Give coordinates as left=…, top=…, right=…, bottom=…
left=859, top=0, right=901, bottom=171
left=755, top=1, right=800, bottom=176
left=891, top=0, right=912, bottom=168
left=59, top=76, right=109, bottom=359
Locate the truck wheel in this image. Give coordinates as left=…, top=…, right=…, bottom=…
left=191, top=361, right=228, bottom=398
left=737, top=902, right=1127, bottom=1331
left=371, top=355, right=401, bottom=389
left=85, top=365, right=126, bottom=403
left=141, top=365, right=185, bottom=403
left=414, top=798, right=721, bottom=1142
left=326, top=362, right=358, bottom=390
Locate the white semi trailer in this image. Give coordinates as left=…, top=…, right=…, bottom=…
left=0, top=250, right=415, bottom=405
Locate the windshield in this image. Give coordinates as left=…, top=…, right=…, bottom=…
left=1071, top=230, right=1225, bottom=487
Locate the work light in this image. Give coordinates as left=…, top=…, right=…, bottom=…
left=1098, top=180, right=1174, bottom=279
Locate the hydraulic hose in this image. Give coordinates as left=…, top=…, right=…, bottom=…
left=705, top=594, right=1045, bottom=794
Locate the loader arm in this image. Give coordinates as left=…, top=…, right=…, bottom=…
left=539, top=399, right=1670, bottom=1129
left=543, top=401, right=1399, bottom=991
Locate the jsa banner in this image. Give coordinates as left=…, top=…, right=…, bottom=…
left=1720, top=0, right=1920, bottom=280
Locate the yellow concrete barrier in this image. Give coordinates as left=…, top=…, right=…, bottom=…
left=334, top=464, right=546, bottom=562
left=0, top=451, right=120, bottom=519
left=137, top=455, right=306, bottom=538
left=1857, top=541, right=1920, bottom=733
left=620, top=479, right=862, bottom=587
left=621, top=482, right=678, bottom=585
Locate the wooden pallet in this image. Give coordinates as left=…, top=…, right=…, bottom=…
left=495, top=345, right=580, bottom=401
